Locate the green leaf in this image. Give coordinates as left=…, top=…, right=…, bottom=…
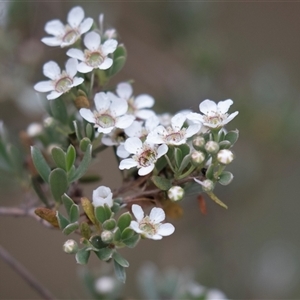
left=219, top=140, right=231, bottom=149
left=56, top=211, right=69, bottom=230
left=95, top=248, right=113, bottom=261
left=117, top=212, right=132, bottom=233
left=90, top=235, right=107, bottom=249
left=102, top=219, right=117, bottom=231
left=121, top=227, right=134, bottom=240
left=122, top=233, right=140, bottom=248
left=205, top=164, right=215, bottom=180
left=109, top=56, right=126, bottom=77
left=218, top=171, right=234, bottom=186
left=73, top=121, right=83, bottom=141
left=75, top=248, right=90, bottom=265
left=51, top=147, right=66, bottom=170
left=114, top=227, right=122, bottom=242
left=81, top=197, right=97, bottom=225
left=69, top=204, right=80, bottom=223
left=50, top=97, right=68, bottom=125
left=113, top=260, right=126, bottom=283
left=95, top=204, right=112, bottom=224
left=113, top=252, right=129, bottom=268
left=174, top=148, right=182, bottom=169
left=85, top=123, right=94, bottom=141
left=225, top=130, right=239, bottom=146
left=80, top=137, right=91, bottom=152
left=62, top=194, right=74, bottom=215
left=80, top=222, right=91, bottom=239
left=31, top=146, right=51, bottom=183
left=78, top=174, right=101, bottom=183
left=68, top=144, right=92, bottom=183
left=62, top=221, right=79, bottom=235
left=178, top=143, right=190, bottom=157
left=178, top=155, right=191, bottom=173
left=155, top=155, right=168, bottom=173
left=31, top=177, right=49, bottom=207
left=66, top=145, right=76, bottom=172
left=151, top=176, right=172, bottom=191
left=49, top=168, right=68, bottom=203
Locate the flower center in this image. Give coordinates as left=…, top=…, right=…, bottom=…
left=165, top=131, right=185, bottom=144
left=203, top=113, right=227, bottom=126
left=127, top=98, right=136, bottom=115
left=62, top=27, right=80, bottom=44
left=96, top=114, right=115, bottom=128
left=55, top=75, right=73, bottom=93
left=139, top=217, right=158, bottom=236
left=84, top=50, right=104, bottom=68
left=137, top=148, right=157, bottom=167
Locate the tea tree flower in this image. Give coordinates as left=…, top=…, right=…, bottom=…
left=147, top=113, right=200, bottom=145
left=187, top=99, right=238, bottom=129
left=79, top=92, right=134, bottom=134
left=119, top=137, right=168, bottom=176
left=130, top=204, right=175, bottom=240
left=34, top=59, right=84, bottom=100
left=116, top=82, right=155, bottom=119
left=67, top=31, right=118, bottom=73
left=217, top=149, right=234, bottom=165
left=41, top=6, right=93, bottom=48
left=92, top=185, right=113, bottom=207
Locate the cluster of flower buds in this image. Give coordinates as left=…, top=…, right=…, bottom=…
left=29, top=6, right=239, bottom=282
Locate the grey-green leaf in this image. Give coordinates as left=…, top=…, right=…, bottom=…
left=56, top=211, right=69, bottom=230
left=76, top=248, right=90, bottom=265
left=51, top=147, right=66, bottom=170
left=117, top=212, right=132, bottom=233
left=151, top=176, right=172, bottom=191
left=113, top=252, right=129, bottom=268
left=49, top=168, right=68, bottom=203
left=218, top=171, right=234, bottom=186
left=62, top=221, right=79, bottom=235
left=95, top=204, right=112, bottom=224
left=95, top=247, right=113, bottom=261
left=225, top=130, right=239, bottom=146
left=50, top=97, right=68, bottom=125
left=114, top=260, right=126, bottom=283
left=66, top=145, right=76, bottom=172
left=31, top=146, right=51, bottom=183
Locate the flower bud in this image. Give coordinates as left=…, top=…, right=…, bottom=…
left=191, top=150, right=206, bottom=165
left=101, top=230, right=114, bottom=243
left=192, top=136, right=205, bottom=150
left=205, top=141, right=219, bottom=154
left=74, top=95, right=90, bottom=109
left=217, top=149, right=234, bottom=165
left=63, top=239, right=78, bottom=254
left=194, top=178, right=215, bottom=192
left=168, top=186, right=184, bottom=202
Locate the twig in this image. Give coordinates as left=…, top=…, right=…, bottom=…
left=0, top=244, right=56, bottom=300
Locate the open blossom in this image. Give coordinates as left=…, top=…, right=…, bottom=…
left=67, top=31, right=117, bottom=73
left=79, top=92, right=134, bottom=134
left=119, top=137, right=168, bottom=176
left=41, top=6, right=93, bottom=48
left=116, top=82, right=155, bottom=119
left=147, top=113, right=200, bottom=145
left=187, top=99, right=238, bottom=129
left=92, top=186, right=113, bottom=207
left=34, top=59, right=83, bottom=100
left=130, top=204, right=175, bottom=240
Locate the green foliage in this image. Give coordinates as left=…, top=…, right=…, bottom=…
left=218, top=171, right=234, bottom=185
left=31, top=146, right=51, bottom=183
left=75, top=248, right=90, bottom=265
left=49, top=168, right=68, bottom=203
left=95, top=204, right=113, bottom=224
left=151, top=176, right=172, bottom=191
left=117, top=212, right=132, bottom=232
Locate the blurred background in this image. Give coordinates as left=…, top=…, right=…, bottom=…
left=1, top=1, right=300, bottom=299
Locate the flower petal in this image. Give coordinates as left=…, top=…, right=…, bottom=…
left=79, top=18, right=94, bottom=34
left=130, top=221, right=143, bottom=234
left=110, top=97, right=128, bottom=116
left=115, top=115, right=135, bottom=129
left=72, top=77, right=84, bottom=87
left=138, top=164, right=154, bottom=176
left=186, top=112, right=203, bottom=124
left=157, top=143, right=168, bottom=158
left=171, top=113, right=186, bottom=131
left=41, top=37, right=62, bottom=47
left=116, top=144, right=130, bottom=158
left=66, top=48, right=85, bottom=61
left=135, top=109, right=155, bottom=120
left=84, top=32, right=100, bottom=50
left=124, top=137, right=142, bottom=154
left=79, top=108, right=95, bottom=123
left=43, top=61, right=61, bottom=80
left=199, top=99, right=217, bottom=115
left=223, top=111, right=239, bottom=125
left=94, top=92, right=110, bottom=112
left=217, top=99, right=233, bottom=114
left=99, top=57, right=113, bottom=70
left=185, top=124, right=201, bottom=138
left=119, top=158, right=138, bottom=170
left=44, top=20, right=65, bottom=36
left=131, top=204, right=144, bottom=222
left=149, top=207, right=165, bottom=224
left=149, top=234, right=163, bottom=240
left=116, top=82, right=132, bottom=100
left=47, top=91, right=62, bottom=100
left=157, top=223, right=175, bottom=236
left=34, top=81, right=54, bottom=92
left=65, top=58, right=78, bottom=78
left=77, top=62, right=93, bottom=73
left=134, top=94, right=155, bottom=109
left=102, top=39, right=118, bottom=56
left=67, top=6, right=84, bottom=28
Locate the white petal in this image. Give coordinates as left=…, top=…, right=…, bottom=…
left=116, top=144, right=130, bottom=158
left=217, top=99, right=233, bottom=114
left=130, top=221, right=143, bottom=234
left=34, top=81, right=54, bottom=92
left=66, top=48, right=85, bottom=61
left=101, top=39, right=118, bottom=55
left=146, top=126, right=166, bottom=144
left=149, top=207, right=165, bottom=224
left=79, top=108, right=95, bottom=123
left=72, top=77, right=84, bottom=87
left=119, top=158, right=138, bottom=170
left=116, top=82, right=132, bottom=100
left=77, top=62, right=93, bottom=73
left=79, top=18, right=94, bottom=34
left=199, top=99, right=217, bottom=115
left=224, top=111, right=239, bottom=124
left=46, top=91, right=62, bottom=100
left=157, top=144, right=168, bottom=158
left=134, top=94, right=155, bottom=109
left=149, top=234, right=163, bottom=240
left=171, top=113, right=186, bottom=130
left=99, top=57, right=113, bottom=70
left=124, top=137, right=142, bottom=154
left=157, top=223, right=175, bottom=236
left=135, top=109, right=155, bottom=120
left=67, top=6, right=84, bottom=28
left=43, top=61, right=61, bottom=80
left=65, top=58, right=78, bottom=78
left=94, top=92, right=110, bottom=112
left=186, top=112, right=202, bottom=124
left=110, top=97, right=128, bottom=116
left=124, top=121, right=142, bottom=137
left=44, top=20, right=65, bottom=36
left=138, top=164, right=154, bottom=176
left=41, top=37, right=62, bottom=47
left=131, top=204, right=144, bottom=222
left=84, top=32, right=100, bottom=50
left=115, top=115, right=135, bottom=129
left=185, top=124, right=201, bottom=138
left=97, top=126, right=114, bottom=134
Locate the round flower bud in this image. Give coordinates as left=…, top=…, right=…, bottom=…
left=192, top=136, right=205, bottom=150
left=205, top=141, right=219, bottom=154
left=194, top=178, right=215, bottom=192
left=101, top=230, right=114, bottom=244
left=63, top=239, right=78, bottom=254
left=217, top=149, right=234, bottom=165
left=74, top=95, right=90, bottom=109
left=191, top=150, right=206, bottom=165
left=168, top=186, right=184, bottom=202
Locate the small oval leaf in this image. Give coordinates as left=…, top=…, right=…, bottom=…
left=49, top=168, right=68, bottom=203
left=51, top=147, right=66, bottom=170
left=31, top=146, right=51, bottom=183
left=62, top=222, right=79, bottom=235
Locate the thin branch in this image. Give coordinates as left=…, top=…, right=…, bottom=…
left=0, top=244, right=56, bottom=300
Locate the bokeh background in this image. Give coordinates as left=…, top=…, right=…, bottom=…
left=1, top=1, right=300, bottom=299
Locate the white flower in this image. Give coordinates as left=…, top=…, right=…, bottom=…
left=67, top=31, right=117, bottom=73
left=79, top=92, right=135, bottom=134
left=130, top=204, right=175, bottom=240
left=34, top=59, right=84, bottom=100
left=168, top=186, right=184, bottom=202
left=187, top=99, right=239, bottom=129
left=217, top=149, right=234, bottom=165
left=116, top=82, right=155, bottom=119
left=119, top=137, right=168, bottom=176
left=147, top=113, right=200, bottom=145
left=41, top=6, right=93, bottom=48
left=92, top=186, right=113, bottom=207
